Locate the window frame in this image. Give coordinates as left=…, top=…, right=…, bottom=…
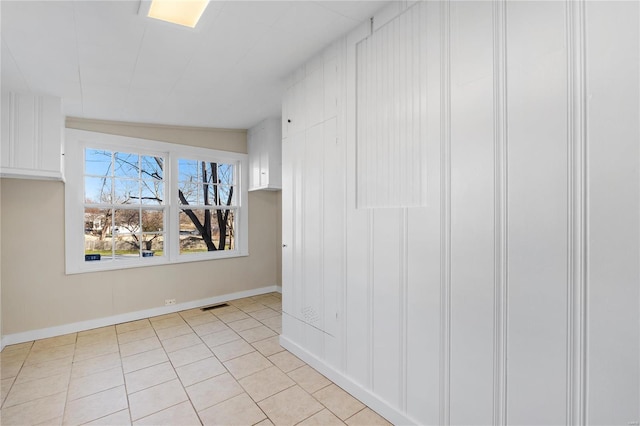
left=65, top=129, right=249, bottom=274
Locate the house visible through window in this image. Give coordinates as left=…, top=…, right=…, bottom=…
left=65, top=129, right=249, bottom=274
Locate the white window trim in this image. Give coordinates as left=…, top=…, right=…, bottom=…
left=65, top=129, right=249, bottom=275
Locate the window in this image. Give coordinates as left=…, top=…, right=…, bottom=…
left=65, top=129, right=248, bottom=274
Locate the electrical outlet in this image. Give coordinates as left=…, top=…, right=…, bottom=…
left=165, top=299, right=176, bottom=306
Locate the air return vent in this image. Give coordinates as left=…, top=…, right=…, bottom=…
left=201, top=303, right=229, bottom=311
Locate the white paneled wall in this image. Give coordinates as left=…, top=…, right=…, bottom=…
left=280, top=1, right=640, bottom=425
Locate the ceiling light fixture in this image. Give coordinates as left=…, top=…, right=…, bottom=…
left=144, top=0, right=210, bottom=28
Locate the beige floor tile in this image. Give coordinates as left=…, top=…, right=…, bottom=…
left=345, top=408, right=392, bottom=425
left=155, top=324, right=193, bottom=341
left=238, top=366, right=295, bottom=402
left=128, top=379, right=188, bottom=421
left=251, top=336, right=285, bottom=357
left=134, top=400, right=200, bottom=425
left=63, top=385, right=128, bottom=426
left=186, top=373, right=243, bottom=411
left=249, top=308, right=280, bottom=321
left=1, top=349, right=30, bottom=365
left=287, top=365, right=331, bottom=394
left=260, top=315, right=282, bottom=331
left=150, top=313, right=181, bottom=322
left=254, top=418, right=275, bottom=426
left=268, top=351, right=305, bottom=373
left=119, top=336, right=162, bottom=358
left=227, top=318, right=262, bottom=332
left=117, top=327, right=157, bottom=345
left=1, top=377, right=15, bottom=405
left=24, top=343, right=75, bottom=366
left=258, top=385, right=323, bottom=426
left=76, top=331, right=117, bottom=348
left=179, top=307, right=208, bottom=318
left=15, top=356, right=72, bottom=384
left=161, top=333, right=202, bottom=353
left=125, top=361, right=177, bottom=394
left=183, top=313, right=217, bottom=327
left=36, top=414, right=63, bottom=425
left=85, top=408, right=132, bottom=425
left=237, top=325, right=277, bottom=343
left=167, top=343, right=212, bottom=368
left=228, top=297, right=255, bottom=307
left=71, top=352, right=121, bottom=379
left=0, top=391, right=66, bottom=425
left=31, top=333, right=77, bottom=351
left=1, top=341, right=33, bottom=354
left=265, top=301, right=282, bottom=312
left=238, top=303, right=267, bottom=314
left=122, top=348, right=169, bottom=374
left=215, top=311, right=250, bottom=324
left=224, top=351, right=273, bottom=379
left=175, top=356, right=226, bottom=387
left=313, top=384, right=365, bottom=420
left=1, top=359, right=24, bottom=380
left=3, top=371, right=70, bottom=407
left=116, top=319, right=152, bottom=335
left=73, top=341, right=119, bottom=363
left=299, top=408, right=346, bottom=425
left=150, top=316, right=187, bottom=331
left=77, top=326, right=115, bottom=338
left=200, top=329, right=240, bottom=349
left=199, top=393, right=266, bottom=426
left=191, top=320, right=229, bottom=337
left=67, top=366, right=124, bottom=401
left=211, top=339, right=255, bottom=362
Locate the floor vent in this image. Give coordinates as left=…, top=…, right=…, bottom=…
left=201, top=303, right=229, bottom=311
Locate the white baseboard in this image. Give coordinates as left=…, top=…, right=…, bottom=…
left=279, top=335, right=417, bottom=426
left=1, top=285, right=279, bottom=351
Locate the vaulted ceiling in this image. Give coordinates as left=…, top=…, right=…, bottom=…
left=1, top=1, right=386, bottom=129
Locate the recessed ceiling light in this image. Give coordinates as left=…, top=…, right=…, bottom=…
left=145, top=0, right=210, bottom=28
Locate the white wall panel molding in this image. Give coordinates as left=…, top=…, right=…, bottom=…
left=355, top=1, right=428, bottom=208
left=492, top=1, right=509, bottom=424
left=439, top=1, right=452, bottom=424
left=566, top=0, right=588, bottom=424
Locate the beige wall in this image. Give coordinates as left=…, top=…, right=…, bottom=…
left=1, top=118, right=281, bottom=337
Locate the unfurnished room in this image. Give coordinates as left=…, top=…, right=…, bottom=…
left=0, top=1, right=638, bottom=425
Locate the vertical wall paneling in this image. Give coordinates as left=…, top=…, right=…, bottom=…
left=355, top=2, right=428, bottom=208
left=566, top=0, right=587, bottom=424
left=280, top=1, right=639, bottom=424
left=449, top=2, right=495, bottom=424
left=492, top=0, right=508, bottom=424
left=585, top=1, right=640, bottom=423
left=506, top=1, right=569, bottom=423
left=439, top=0, right=452, bottom=424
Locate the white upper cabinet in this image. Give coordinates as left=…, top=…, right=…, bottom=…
left=247, top=117, right=282, bottom=191
left=1, top=92, right=65, bottom=180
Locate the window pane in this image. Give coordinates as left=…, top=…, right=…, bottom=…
left=141, top=181, right=164, bottom=205
left=141, top=234, right=164, bottom=257
left=85, top=149, right=112, bottom=176
left=217, top=163, right=234, bottom=185
left=142, top=210, right=164, bottom=233
left=178, top=158, right=199, bottom=182
left=114, top=178, right=139, bottom=204
left=178, top=208, right=235, bottom=254
left=212, top=185, right=234, bottom=206
left=85, top=177, right=112, bottom=204
left=114, top=152, right=139, bottom=179
left=85, top=208, right=112, bottom=260
left=141, top=155, right=163, bottom=180
left=178, top=181, right=201, bottom=205
left=113, top=209, right=140, bottom=235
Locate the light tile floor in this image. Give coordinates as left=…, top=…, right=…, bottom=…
left=0, top=293, right=391, bottom=426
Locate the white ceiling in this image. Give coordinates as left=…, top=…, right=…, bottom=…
left=1, top=0, right=387, bottom=129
